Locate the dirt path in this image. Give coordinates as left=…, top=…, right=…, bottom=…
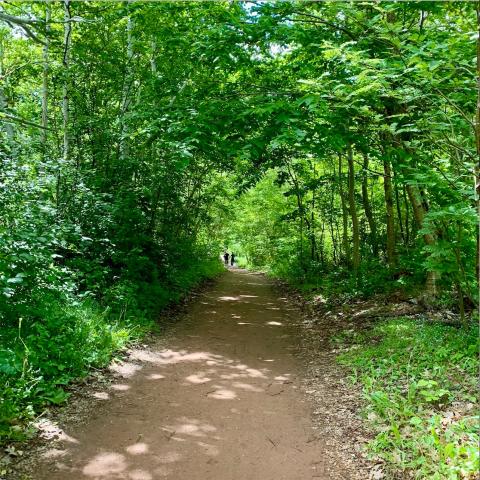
left=30, top=270, right=333, bottom=480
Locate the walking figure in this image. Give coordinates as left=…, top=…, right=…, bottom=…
left=223, top=251, right=230, bottom=266
left=230, top=253, right=235, bottom=266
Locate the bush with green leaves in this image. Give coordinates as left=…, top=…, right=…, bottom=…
left=0, top=251, right=223, bottom=443
left=0, top=298, right=131, bottom=441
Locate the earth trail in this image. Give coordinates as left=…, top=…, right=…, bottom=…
left=34, top=270, right=331, bottom=479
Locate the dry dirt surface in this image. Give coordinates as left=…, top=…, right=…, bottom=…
left=12, top=270, right=366, bottom=480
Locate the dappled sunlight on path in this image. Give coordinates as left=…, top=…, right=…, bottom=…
left=34, top=270, right=328, bottom=480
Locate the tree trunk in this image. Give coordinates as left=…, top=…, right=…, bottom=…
left=475, top=2, right=480, bottom=283
left=383, top=157, right=396, bottom=268
left=62, top=0, right=71, bottom=164
left=151, top=38, right=157, bottom=75
left=338, top=153, right=350, bottom=265
left=299, top=210, right=304, bottom=268
left=394, top=173, right=405, bottom=244
left=310, top=209, right=317, bottom=261
left=361, top=153, right=378, bottom=257
left=0, top=87, right=13, bottom=141
left=403, top=185, right=410, bottom=247
left=333, top=214, right=341, bottom=265
left=41, top=0, right=50, bottom=147
left=120, top=5, right=134, bottom=165
left=319, top=219, right=325, bottom=266
left=328, top=168, right=338, bottom=264
left=347, top=143, right=360, bottom=272
left=58, top=0, right=71, bottom=209
left=0, top=43, right=14, bottom=142
left=284, top=160, right=305, bottom=269
left=406, top=184, right=439, bottom=297
left=310, top=163, right=317, bottom=261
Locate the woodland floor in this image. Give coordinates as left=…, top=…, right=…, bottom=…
left=9, top=270, right=371, bottom=480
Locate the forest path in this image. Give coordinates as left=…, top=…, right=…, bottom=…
left=33, top=270, right=329, bottom=480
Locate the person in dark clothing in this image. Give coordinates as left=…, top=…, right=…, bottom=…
left=230, top=253, right=235, bottom=266
left=223, top=251, right=230, bottom=265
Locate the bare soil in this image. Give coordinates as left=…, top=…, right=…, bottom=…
left=9, top=270, right=370, bottom=480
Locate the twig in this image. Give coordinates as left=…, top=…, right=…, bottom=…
left=434, top=87, right=475, bottom=129
left=266, top=436, right=277, bottom=448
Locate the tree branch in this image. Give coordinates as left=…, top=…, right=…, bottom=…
left=0, top=111, right=51, bottom=130
left=290, top=11, right=357, bottom=41
left=19, top=23, right=46, bottom=45
left=0, top=11, right=43, bottom=26
left=0, top=11, right=46, bottom=45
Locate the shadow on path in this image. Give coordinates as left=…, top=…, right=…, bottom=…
left=33, top=270, right=330, bottom=480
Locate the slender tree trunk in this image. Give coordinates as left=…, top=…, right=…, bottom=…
left=403, top=185, right=410, bottom=247
left=62, top=0, right=71, bottom=164
left=319, top=219, right=325, bottom=266
left=361, top=153, right=378, bottom=257
left=310, top=210, right=317, bottom=260
left=406, top=184, right=439, bottom=297
left=151, top=38, right=157, bottom=75
left=0, top=87, right=13, bottom=140
left=475, top=2, right=480, bottom=282
left=383, top=157, right=396, bottom=268
left=329, top=169, right=338, bottom=265
left=333, top=215, right=341, bottom=265
left=58, top=0, right=72, bottom=209
left=347, top=143, right=360, bottom=272
left=299, top=211, right=304, bottom=268
left=394, top=173, right=405, bottom=245
left=285, top=160, right=305, bottom=269
left=120, top=5, right=134, bottom=165
left=310, top=163, right=317, bottom=261
left=0, top=43, right=14, bottom=142
left=338, top=153, right=350, bottom=265
left=41, top=0, right=50, bottom=148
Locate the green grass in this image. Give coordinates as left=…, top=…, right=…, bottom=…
left=0, top=299, right=135, bottom=442
left=336, top=318, right=479, bottom=479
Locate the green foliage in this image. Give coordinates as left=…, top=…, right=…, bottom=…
left=0, top=253, right=223, bottom=443
left=421, top=205, right=478, bottom=304
left=0, top=5, right=477, bottom=477
left=220, top=0, right=477, bottom=315
left=0, top=299, right=131, bottom=441
left=337, top=319, right=479, bottom=479
left=0, top=1, right=230, bottom=443
left=223, top=170, right=298, bottom=275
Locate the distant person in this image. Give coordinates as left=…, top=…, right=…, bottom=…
left=230, top=253, right=235, bottom=266
left=223, top=251, right=230, bottom=265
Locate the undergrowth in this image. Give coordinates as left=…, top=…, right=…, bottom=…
left=336, top=318, right=479, bottom=479
left=258, top=254, right=425, bottom=303
left=0, top=257, right=223, bottom=444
